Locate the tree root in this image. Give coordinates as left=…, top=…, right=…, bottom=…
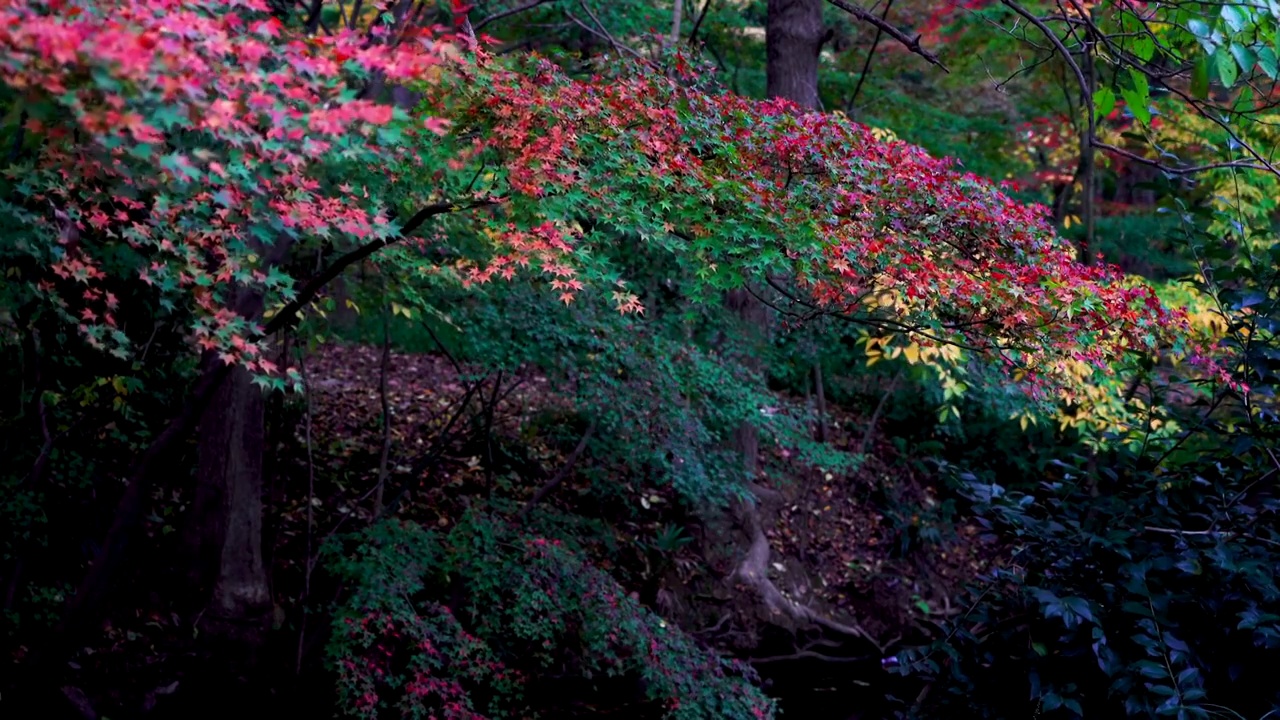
left=732, top=485, right=884, bottom=653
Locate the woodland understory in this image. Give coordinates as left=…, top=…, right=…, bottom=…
left=2, top=0, right=1280, bottom=719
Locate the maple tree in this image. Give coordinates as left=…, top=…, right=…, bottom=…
left=1, top=0, right=1271, bottom=717
left=0, top=0, right=1200, bottom=387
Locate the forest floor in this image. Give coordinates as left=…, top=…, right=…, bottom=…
left=289, top=343, right=1000, bottom=654
left=37, top=341, right=1003, bottom=718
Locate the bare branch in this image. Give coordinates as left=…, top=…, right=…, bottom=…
left=999, top=0, right=1087, bottom=98
left=473, top=0, right=555, bottom=33
left=825, top=0, right=949, bottom=72
left=1092, top=140, right=1271, bottom=175
left=565, top=5, right=653, bottom=66
left=846, top=0, right=895, bottom=113
left=1144, top=525, right=1280, bottom=549
left=749, top=650, right=874, bottom=663
left=519, top=420, right=598, bottom=521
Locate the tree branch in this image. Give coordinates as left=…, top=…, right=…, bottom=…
left=1144, top=525, right=1280, bottom=548
left=566, top=2, right=653, bottom=66
left=519, top=419, right=598, bottom=521
left=825, top=0, right=948, bottom=72
left=1092, top=140, right=1271, bottom=175
left=999, top=0, right=1086, bottom=97
left=688, top=0, right=713, bottom=46
left=263, top=198, right=495, bottom=335
left=473, top=0, right=555, bottom=33
left=846, top=0, right=894, bottom=113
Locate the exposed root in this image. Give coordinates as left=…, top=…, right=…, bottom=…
left=733, top=485, right=883, bottom=653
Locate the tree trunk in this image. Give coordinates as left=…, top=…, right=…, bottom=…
left=766, top=0, right=826, bottom=109
left=186, top=259, right=288, bottom=657
left=193, top=362, right=272, bottom=649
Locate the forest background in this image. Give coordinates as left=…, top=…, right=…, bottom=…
left=1, top=0, right=1278, bottom=718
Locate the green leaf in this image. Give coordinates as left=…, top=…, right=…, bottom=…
left=1128, top=68, right=1150, bottom=99
left=1122, top=88, right=1151, bottom=125
left=1230, top=42, right=1256, bottom=75
left=1217, top=46, right=1240, bottom=86
left=1192, top=55, right=1212, bottom=98
left=1094, top=86, right=1117, bottom=118
left=1134, top=35, right=1156, bottom=63
left=1121, top=67, right=1153, bottom=124
left=1258, top=45, right=1278, bottom=78
left=1136, top=659, right=1168, bottom=679
left=1221, top=4, right=1246, bottom=33
left=1235, top=84, right=1255, bottom=112
left=1187, top=18, right=1216, bottom=52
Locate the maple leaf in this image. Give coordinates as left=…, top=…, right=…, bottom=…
left=250, top=18, right=283, bottom=38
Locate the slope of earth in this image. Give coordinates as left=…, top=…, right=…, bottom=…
left=285, top=343, right=1002, bottom=693
left=26, top=340, right=1003, bottom=719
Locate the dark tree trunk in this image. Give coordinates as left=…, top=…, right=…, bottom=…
left=192, top=362, right=272, bottom=649
left=186, top=250, right=288, bottom=658
left=766, top=0, right=826, bottom=109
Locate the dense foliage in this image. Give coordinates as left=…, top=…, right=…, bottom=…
left=0, top=0, right=1277, bottom=719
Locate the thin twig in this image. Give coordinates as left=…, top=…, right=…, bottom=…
left=859, top=369, right=903, bottom=455
left=1092, top=140, right=1271, bottom=175
left=846, top=0, right=894, bottom=113
left=566, top=3, right=653, bottom=66
left=295, top=350, right=317, bottom=676
left=1143, top=525, right=1280, bottom=548
left=749, top=650, right=874, bottom=663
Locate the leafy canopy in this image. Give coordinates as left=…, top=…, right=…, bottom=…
left=0, top=0, right=1211, bottom=415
